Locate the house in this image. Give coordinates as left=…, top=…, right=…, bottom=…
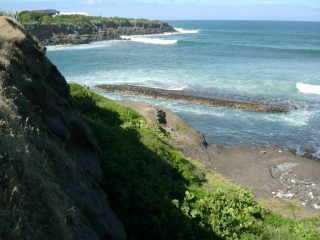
left=59, top=12, right=89, bottom=16
left=30, top=9, right=60, bottom=16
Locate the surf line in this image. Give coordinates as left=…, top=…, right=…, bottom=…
left=95, top=84, right=291, bottom=113
left=120, top=35, right=178, bottom=45
left=296, top=82, right=320, bottom=95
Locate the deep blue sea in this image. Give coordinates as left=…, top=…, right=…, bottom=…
left=47, top=20, right=320, bottom=153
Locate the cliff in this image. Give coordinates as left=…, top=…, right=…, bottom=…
left=0, top=17, right=125, bottom=240
left=18, top=13, right=175, bottom=45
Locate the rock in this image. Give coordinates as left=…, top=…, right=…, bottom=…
left=201, top=134, right=208, bottom=148
left=304, top=145, right=315, bottom=159
left=276, top=162, right=299, bottom=172
left=157, top=109, right=167, bottom=125
left=275, top=191, right=295, bottom=199
left=269, top=162, right=298, bottom=179
left=96, top=84, right=291, bottom=113
left=23, top=19, right=176, bottom=46
left=269, top=165, right=282, bottom=179
left=291, top=145, right=320, bottom=160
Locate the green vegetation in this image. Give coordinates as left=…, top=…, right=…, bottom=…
left=18, top=11, right=166, bottom=28
left=70, top=83, right=320, bottom=240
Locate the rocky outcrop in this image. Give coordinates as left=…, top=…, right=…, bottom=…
left=121, top=101, right=212, bottom=164
left=96, top=84, right=291, bottom=113
left=0, top=17, right=125, bottom=240
left=24, top=20, right=175, bottom=45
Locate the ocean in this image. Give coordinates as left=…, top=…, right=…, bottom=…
left=47, top=20, right=320, bottom=154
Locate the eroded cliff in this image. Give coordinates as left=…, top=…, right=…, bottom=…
left=20, top=14, right=175, bottom=45
left=0, top=17, right=125, bottom=240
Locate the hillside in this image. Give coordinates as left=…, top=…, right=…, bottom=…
left=0, top=16, right=319, bottom=240
left=0, top=16, right=125, bottom=240
left=17, top=11, right=175, bottom=45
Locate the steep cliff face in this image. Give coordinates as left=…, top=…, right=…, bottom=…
left=0, top=17, right=125, bottom=240
left=23, top=20, right=175, bottom=45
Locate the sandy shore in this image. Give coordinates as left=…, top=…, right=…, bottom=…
left=121, top=100, right=320, bottom=218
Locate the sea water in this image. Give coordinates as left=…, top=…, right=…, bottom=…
left=47, top=20, right=320, bottom=151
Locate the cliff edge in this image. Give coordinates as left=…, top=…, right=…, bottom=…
left=0, top=17, right=125, bottom=240
left=18, top=13, right=176, bottom=45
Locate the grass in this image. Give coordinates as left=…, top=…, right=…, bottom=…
left=70, top=83, right=320, bottom=240
left=17, top=11, right=169, bottom=28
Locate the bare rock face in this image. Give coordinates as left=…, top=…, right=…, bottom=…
left=23, top=21, right=175, bottom=46
left=0, top=17, right=125, bottom=240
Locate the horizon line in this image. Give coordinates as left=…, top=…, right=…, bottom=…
left=164, top=19, right=320, bottom=23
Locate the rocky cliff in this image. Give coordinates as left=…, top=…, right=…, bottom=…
left=22, top=17, right=175, bottom=45
left=0, top=17, right=125, bottom=240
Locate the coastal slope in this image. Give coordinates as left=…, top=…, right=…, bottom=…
left=0, top=16, right=319, bottom=240
left=0, top=17, right=125, bottom=240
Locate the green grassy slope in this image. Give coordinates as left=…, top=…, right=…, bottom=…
left=70, top=84, right=320, bottom=240
left=18, top=11, right=169, bottom=28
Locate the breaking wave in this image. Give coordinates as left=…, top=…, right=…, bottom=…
left=296, top=82, right=320, bottom=95
left=46, top=40, right=119, bottom=51
left=120, top=36, right=178, bottom=45
left=174, top=28, right=200, bottom=34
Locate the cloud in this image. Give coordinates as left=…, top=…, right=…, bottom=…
left=263, top=1, right=274, bottom=4
left=82, top=0, right=103, bottom=5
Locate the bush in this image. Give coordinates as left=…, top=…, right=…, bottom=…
left=70, top=84, right=320, bottom=240
left=17, top=11, right=168, bottom=29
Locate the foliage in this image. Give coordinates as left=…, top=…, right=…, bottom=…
left=70, top=84, right=320, bottom=240
left=17, top=11, right=167, bottom=28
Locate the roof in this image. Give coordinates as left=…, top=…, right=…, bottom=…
left=30, top=9, right=60, bottom=15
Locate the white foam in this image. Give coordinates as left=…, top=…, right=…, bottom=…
left=263, top=109, right=314, bottom=127
left=47, top=40, right=119, bottom=51
left=136, top=28, right=200, bottom=36
left=120, top=36, right=177, bottom=45
left=296, top=82, right=320, bottom=95
left=174, top=106, right=226, bottom=117
left=313, top=148, right=320, bottom=160
left=174, top=28, right=200, bottom=34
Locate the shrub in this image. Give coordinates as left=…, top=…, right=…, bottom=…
left=70, top=84, right=320, bottom=240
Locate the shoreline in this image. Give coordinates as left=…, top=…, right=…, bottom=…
left=95, top=85, right=320, bottom=160
left=44, top=27, right=200, bottom=49
left=119, top=99, right=320, bottom=217
left=23, top=18, right=176, bottom=46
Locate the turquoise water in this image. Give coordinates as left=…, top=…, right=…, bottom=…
left=47, top=20, right=320, bottom=152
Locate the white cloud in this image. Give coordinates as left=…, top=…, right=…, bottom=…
left=82, top=0, right=103, bottom=5
left=263, top=1, right=274, bottom=5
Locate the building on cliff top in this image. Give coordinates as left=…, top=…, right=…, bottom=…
left=60, top=12, right=89, bottom=16
left=30, top=9, right=60, bottom=16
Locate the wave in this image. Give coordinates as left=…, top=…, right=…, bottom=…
left=120, top=36, right=178, bottom=45
left=174, top=28, right=200, bottom=34
left=263, top=109, right=315, bottom=127
left=296, top=82, right=320, bottom=95
left=138, top=28, right=200, bottom=36
left=46, top=40, right=119, bottom=51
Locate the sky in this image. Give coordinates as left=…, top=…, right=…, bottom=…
left=1, top=0, right=320, bottom=21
